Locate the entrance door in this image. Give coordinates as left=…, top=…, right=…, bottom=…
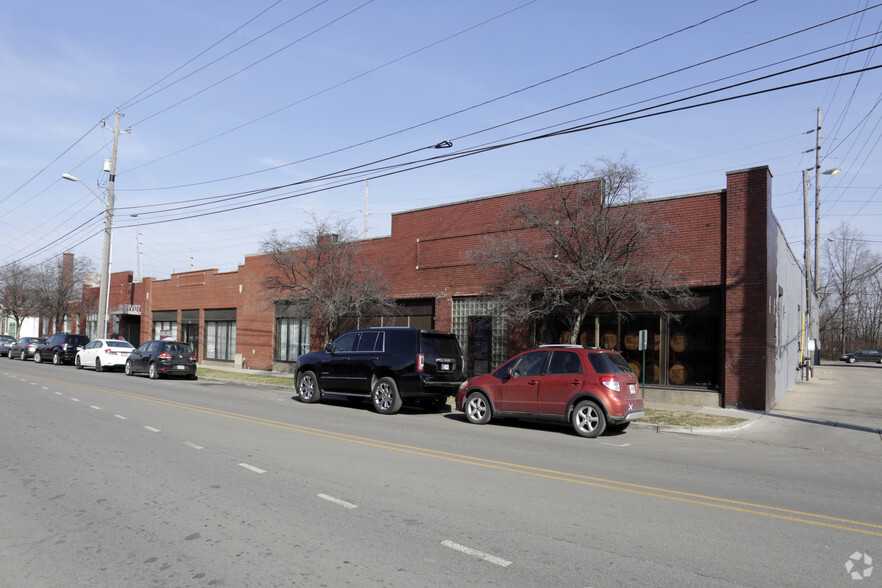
left=468, top=316, right=492, bottom=377
left=182, top=323, right=199, bottom=360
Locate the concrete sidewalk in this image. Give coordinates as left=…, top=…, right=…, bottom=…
left=642, top=364, right=882, bottom=456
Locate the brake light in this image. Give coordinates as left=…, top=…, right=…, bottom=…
left=62, top=343, right=68, bottom=350
left=416, top=353, right=425, bottom=372
left=158, top=353, right=172, bottom=359
left=600, top=376, right=621, bottom=392
left=189, top=355, right=197, bottom=361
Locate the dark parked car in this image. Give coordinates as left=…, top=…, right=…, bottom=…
left=839, top=349, right=882, bottom=364
left=125, top=340, right=197, bottom=379
left=455, top=345, right=645, bottom=438
left=34, top=333, right=90, bottom=365
left=0, top=334, right=15, bottom=357
left=295, top=327, right=465, bottom=415
left=8, top=337, right=47, bottom=361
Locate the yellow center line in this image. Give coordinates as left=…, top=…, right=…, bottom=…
left=12, top=368, right=882, bottom=537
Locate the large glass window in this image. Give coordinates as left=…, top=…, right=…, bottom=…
left=276, top=318, right=310, bottom=362
left=205, top=320, right=236, bottom=361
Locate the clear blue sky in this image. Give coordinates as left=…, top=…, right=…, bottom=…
left=2, top=0, right=880, bottom=279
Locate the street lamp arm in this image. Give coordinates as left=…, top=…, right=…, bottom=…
left=62, top=173, right=107, bottom=206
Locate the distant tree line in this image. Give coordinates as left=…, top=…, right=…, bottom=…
left=0, top=255, right=92, bottom=337
left=817, top=223, right=882, bottom=357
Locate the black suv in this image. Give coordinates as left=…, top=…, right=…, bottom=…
left=34, top=333, right=90, bottom=365
left=295, top=327, right=465, bottom=414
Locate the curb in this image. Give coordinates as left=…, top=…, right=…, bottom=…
left=632, top=418, right=759, bottom=435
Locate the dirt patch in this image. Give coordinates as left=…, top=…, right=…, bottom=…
left=644, top=408, right=748, bottom=428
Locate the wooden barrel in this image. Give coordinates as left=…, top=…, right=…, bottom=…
left=669, top=362, right=690, bottom=385
left=628, top=361, right=640, bottom=378
left=601, top=332, right=617, bottom=349
left=624, top=332, right=639, bottom=350
left=670, top=332, right=689, bottom=353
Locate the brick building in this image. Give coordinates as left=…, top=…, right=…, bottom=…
left=81, top=165, right=808, bottom=411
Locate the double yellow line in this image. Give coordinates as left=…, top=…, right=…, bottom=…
left=18, top=369, right=882, bottom=538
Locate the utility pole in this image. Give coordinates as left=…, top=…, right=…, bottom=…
left=802, top=169, right=812, bottom=378
left=813, top=106, right=821, bottom=294
left=364, top=180, right=369, bottom=239
left=95, top=109, right=122, bottom=340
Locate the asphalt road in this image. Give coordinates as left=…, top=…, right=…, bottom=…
left=1, top=359, right=880, bottom=587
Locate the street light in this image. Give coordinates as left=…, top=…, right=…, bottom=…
left=63, top=172, right=113, bottom=339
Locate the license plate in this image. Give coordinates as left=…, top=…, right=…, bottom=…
left=629, top=384, right=637, bottom=395
left=176, top=365, right=186, bottom=370
left=439, top=363, right=451, bottom=371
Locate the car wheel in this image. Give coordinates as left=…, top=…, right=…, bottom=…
left=572, top=400, right=606, bottom=438
left=95, top=358, right=103, bottom=373
left=464, top=392, right=492, bottom=424
left=75, top=356, right=83, bottom=369
left=606, top=422, right=631, bottom=433
left=148, top=363, right=160, bottom=379
left=849, top=357, right=856, bottom=363
left=52, top=352, right=61, bottom=365
left=34, top=351, right=42, bottom=363
left=187, top=374, right=198, bottom=381
left=296, top=370, right=322, bottom=403
left=20, top=350, right=27, bottom=361
left=371, top=377, right=402, bottom=415
left=125, top=360, right=134, bottom=376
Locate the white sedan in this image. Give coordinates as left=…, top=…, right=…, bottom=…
left=75, top=339, right=136, bottom=372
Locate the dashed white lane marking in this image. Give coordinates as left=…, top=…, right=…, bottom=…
left=239, top=463, right=266, bottom=474
left=602, top=442, right=631, bottom=448
left=318, top=494, right=357, bottom=509
left=55, top=392, right=63, bottom=395
left=42, top=387, right=48, bottom=390
left=70, top=398, right=80, bottom=402
left=441, top=540, right=512, bottom=567
left=143, top=426, right=161, bottom=433
left=89, top=406, right=101, bottom=410
left=184, top=442, right=204, bottom=450
left=114, top=415, right=127, bottom=420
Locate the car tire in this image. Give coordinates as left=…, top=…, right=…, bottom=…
left=572, top=400, right=606, bottom=438
left=464, top=392, right=492, bottom=424
left=296, top=370, right=322, bottom=403
left=148, top=363, right=160, bottom=380
left=125, top=360, right=134, bottom=376
left=606, top=422, right=631, bottom=433
left=371, top=377, right=402, bottom=415
left=95, top=358, right=103, bottom=373
left=849, top=357, right=856, bottom=363
left=75, top=356, right=83, bottom=369
left=20, top=350, right=27, bottom=361
left=187, top=374, right=198, bottom=381
left=34, top=351, right=42, bottom=363
left=53, top=352, right=61, bottom=366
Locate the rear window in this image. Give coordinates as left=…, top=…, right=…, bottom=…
left=108, top=341, right=134, bottom=349
left=587, top=352, right=633, bottom=375
left=164, top=343, right=192, bottom=354
left=420, top=333, right=461, bottom=358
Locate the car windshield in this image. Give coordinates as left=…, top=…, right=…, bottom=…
left=420, top=334, right=461, bottom=358
left=164, top=343, right=192, bottom=354
left=587, top=352, right=633, bottom=375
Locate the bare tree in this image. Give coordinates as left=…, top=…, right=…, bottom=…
left=819, top=223, right=882, bottom=354
left=0, top=262, right=41, bottom=336
left=471, top=155, right=693, bottom=344
left=260, top=214, right=397, bottom=345
left=32, top=254, right=93, bottom=333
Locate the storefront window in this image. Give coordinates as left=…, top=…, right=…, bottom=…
left=667, top=313, right=718, bottom=388
left=153, top=321, right=177, bottom=340
left=205, top=320, right=236, bottom=361
left=276, top=318, right=310, bottom=362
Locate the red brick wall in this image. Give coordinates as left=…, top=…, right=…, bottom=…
left=81, top=168, right=775, bottom=408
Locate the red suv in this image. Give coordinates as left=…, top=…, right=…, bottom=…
left=455, top=345, right=644, bottom=438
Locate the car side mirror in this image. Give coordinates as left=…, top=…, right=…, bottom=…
left=505, top=367, right=514, bottom=379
